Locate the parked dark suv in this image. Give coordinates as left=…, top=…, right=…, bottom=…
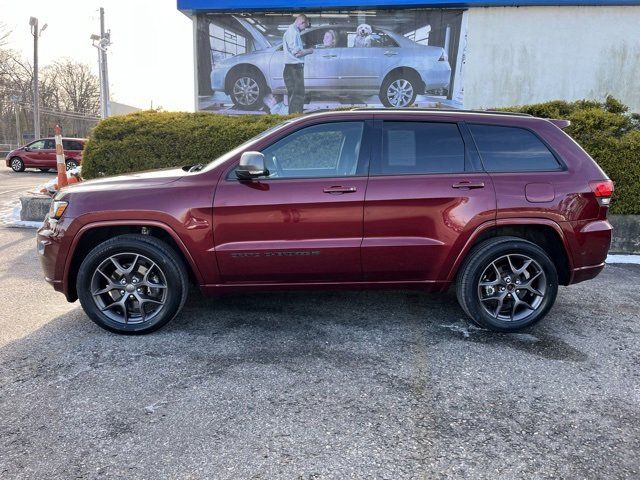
left=6, top=137, right=86, bottom=172
left=37, top=109, right=613, bottom=334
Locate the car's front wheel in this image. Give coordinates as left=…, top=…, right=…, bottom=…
left=380, top=73, right=420, bottom=108
left=229, top=69, right=267, bottom=111
left=10, top=157, right=25, bottom=172
left=456, top=237, right=558, bottom=332
left=77, top=234, right=189, bottom=334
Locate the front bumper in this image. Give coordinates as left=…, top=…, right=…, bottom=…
left=37, top=215, right=76, bottom=301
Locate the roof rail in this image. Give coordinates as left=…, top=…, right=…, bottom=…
left=348, top=107, right=533, bottom=117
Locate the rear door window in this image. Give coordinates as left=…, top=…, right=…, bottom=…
left=468, top=124, right=561, bottom=172
left=374, top=121, right=466, bottom=175
left=43, top=139, right=55, bottom=149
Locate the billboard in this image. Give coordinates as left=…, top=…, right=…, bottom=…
left=196, top=9, right=466, bottom=114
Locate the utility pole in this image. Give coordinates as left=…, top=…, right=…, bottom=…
left=29, top=17, right=47, bottom=139
left=91, top=8, right=111, bottom=118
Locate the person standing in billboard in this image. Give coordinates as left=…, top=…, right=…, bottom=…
left=283, top=14, right=313, bottom=114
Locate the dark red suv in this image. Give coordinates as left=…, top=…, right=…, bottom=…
left=6, top=137, right=86, bottom=172
left=37, top=110, right=613, bottom=334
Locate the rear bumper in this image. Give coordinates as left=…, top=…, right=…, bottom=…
left=566, top=219, right=612, bottom=285
left=420, top=62, right=452, bottom=91
left=569, top=262, right=605, bottom=285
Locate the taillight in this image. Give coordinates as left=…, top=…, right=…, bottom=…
left=589, top=180, right=614, bottom=206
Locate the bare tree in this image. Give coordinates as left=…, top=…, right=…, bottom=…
left=0, top=22, right=10, bottom=47
left=0, top=49, right=101, bottom=143
left=43, top=59, right=100, bottom=115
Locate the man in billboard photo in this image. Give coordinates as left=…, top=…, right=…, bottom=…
left=283, top=14, right=314, bottom=114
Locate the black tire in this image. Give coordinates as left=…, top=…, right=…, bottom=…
left=65, top=159, right=78, bottom=171
left=228, top=68, right=267, bottom=111
left=10, top=157, right=25, bottom=172
left=380, top=72, right=420, bottom=108
left=456, top=236, right=558, bottom=332
left=77, top=234, right=189, bottom=334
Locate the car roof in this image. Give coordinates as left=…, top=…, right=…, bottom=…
left=299, top=108, right=534, bottom=120
left=36, top=137, right=87, bottom=141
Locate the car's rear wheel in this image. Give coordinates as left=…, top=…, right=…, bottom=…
left=10, top=157, right=25, bottom=172
left=229, top=69, right=267, bottom=111
left=456, top=237, right=558, bottom=332
left=380, top=73, right=420, bottom=108
left=65, top=159, right=78, bottom=171
left=77, top=234, right=189, bottom=334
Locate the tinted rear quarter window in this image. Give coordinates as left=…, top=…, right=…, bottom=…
left=377, top=121, right=465, bottom=175
left=63, top=140, right=83, bottom=151
left=468, top=124, right=560, bottom=172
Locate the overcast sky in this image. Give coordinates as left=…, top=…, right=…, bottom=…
left=1, top=0, right=194, bottom=111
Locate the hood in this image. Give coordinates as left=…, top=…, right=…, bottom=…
left=61, top=167, right=185, bottom=195
left=233, top=15, right=272, bottom=50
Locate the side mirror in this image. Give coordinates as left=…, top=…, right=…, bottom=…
left=23, top=147, right=30, bottom=151
left=236, top=151, right=268, bottom=180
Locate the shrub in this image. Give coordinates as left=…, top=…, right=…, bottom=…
left=81, top=111, right=294, bottom=179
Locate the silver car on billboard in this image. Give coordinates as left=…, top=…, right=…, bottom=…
left=211, top=19, right=452, bottom=110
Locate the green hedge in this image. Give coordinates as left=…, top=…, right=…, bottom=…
left=82, top=98, right=640, bottom=214
left=81, top=111, right=294, bottom=180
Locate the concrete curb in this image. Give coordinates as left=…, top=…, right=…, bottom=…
left=19, top=195, right=51, bottom=222
left=609, top=215, right=640, bottom=254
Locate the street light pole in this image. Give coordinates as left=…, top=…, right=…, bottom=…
left=99, top=8, right=111, bottom=117
left=29, top=17, right=47, bottom=140
left=91, top=8, right=111, bottom=118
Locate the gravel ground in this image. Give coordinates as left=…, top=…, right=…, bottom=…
left=0, top=224, right=639, bottom=479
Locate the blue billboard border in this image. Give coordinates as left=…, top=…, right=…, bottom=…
left=178, top=0, right=640, bottom=13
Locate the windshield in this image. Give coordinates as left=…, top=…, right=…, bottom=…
left=202, top=119, right=296, bottom=173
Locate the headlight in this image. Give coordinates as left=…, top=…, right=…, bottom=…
left=50, top=200, right=68, bottom=220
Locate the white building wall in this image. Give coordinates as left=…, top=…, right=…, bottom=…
left=463, top=6, right=640, bottom=112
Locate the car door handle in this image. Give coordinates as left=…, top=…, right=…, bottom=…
left=323, top=186, right=357, bottom=194
left=383, top=51, right=398, bottom=56
left=322, top=54, right=338, bottom=58
left=452, top=181, right=485, bottom=190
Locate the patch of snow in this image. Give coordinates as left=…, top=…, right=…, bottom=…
left=0, top=200, right=43, bottom=229
left=606, top=254, right=640, bottom=265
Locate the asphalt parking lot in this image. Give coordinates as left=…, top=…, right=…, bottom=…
left=0, top=172, right=639, bottom=479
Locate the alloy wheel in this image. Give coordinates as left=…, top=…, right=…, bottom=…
left=477, top=254, right=547, bottom=322
left=11, top=158, right=23, bottom=172
left=90, top=252, right=168, bottom=325
left=233, top=77, right=260, bottom=106
left=386, top=79, right=414, bottom=107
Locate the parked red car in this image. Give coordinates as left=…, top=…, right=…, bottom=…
left=5, top=137, right=86, bottom=172
left=37, top=109, right=613, bottom=334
